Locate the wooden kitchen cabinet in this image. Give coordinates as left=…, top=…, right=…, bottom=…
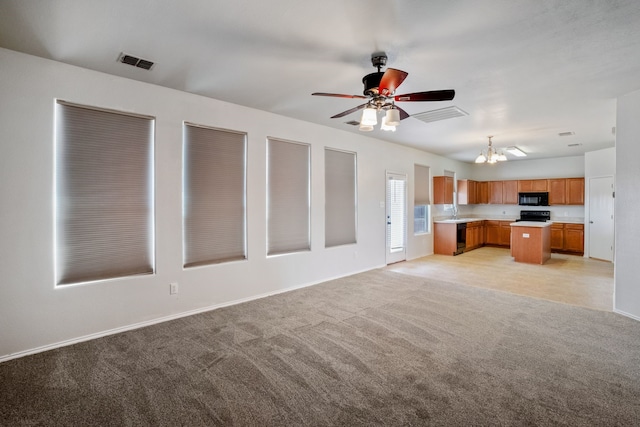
left=465, top=221, right=484, bottom=250
left=548, top=177, right=585, bottom=205
left=433, top=176, right=454, bottom=204
left=489, top=181, right=503, bottom=204
left=484, top=220, right=500, bottom=245
left=548, top=179, right=566, bottom=205
left=502, top=180, right=518, bottom=204
left=476, top=181, right=489, bottom=204
left=549, top=222, right=584, bottom=254
left=499, top=221, right=512, bottom=246
left=457, top=179, right=477, bottom=205
left=566, top=178, right=585, bottom=205
left=518, top=179, right=548, bottom=192
left=564, top=223, right=584, bottom=253
left=550, top=223, right=564, bottom=250
left=434, top=222, right=457, bottom=255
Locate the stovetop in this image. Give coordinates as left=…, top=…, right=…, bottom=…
left=517, top=210, right=551, bottom=222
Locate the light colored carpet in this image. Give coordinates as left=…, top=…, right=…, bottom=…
left=1, top=269, right=639, bottom=426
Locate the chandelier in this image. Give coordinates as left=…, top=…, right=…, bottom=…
left=475, top=136, right=507, bottom=164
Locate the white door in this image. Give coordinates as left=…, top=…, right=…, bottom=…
left=589, top=176, right=614, bottom=261
left=386, top=172, right=407, bottom=264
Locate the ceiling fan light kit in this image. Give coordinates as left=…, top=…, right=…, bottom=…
left=312, top=52, right=455, bottom=132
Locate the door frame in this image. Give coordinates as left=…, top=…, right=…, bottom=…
left=385, top=171, right=407, bottom=265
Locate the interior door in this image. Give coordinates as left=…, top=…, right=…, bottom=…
left=386, top=172, right=407, bottom=264
left=588, top=176, right=614, bottom=261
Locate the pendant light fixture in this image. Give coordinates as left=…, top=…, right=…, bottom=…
left=475, top=136, right=508, bottom=164
left=358, top=105, right=401, bottom=131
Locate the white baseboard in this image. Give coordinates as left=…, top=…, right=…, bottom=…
left=0, top=266, right=380, bottom=364
left=613, top=308, right=640, bottom=322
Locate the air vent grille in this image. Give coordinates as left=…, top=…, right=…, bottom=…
left=412, top=106, right=468, bottom=124
left=558, top=131, right=575, bottom=137
left=345, top=120, right=360, bottom=126
left=118, top=53, right=154, bottom=70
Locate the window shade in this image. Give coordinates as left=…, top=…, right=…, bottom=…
left=55, top=101, right=154, bottom=285
left=267, top=138, right=310, bottom=255
left=183, top=124, right=247, bottom=267
left=325, top=148, right=357, bottom=247
left=414, top=164, right=431, bottom=205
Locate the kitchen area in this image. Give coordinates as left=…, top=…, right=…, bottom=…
left=432, top=176, right=586, bottom=264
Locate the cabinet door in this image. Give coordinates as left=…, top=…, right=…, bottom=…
left=550, top=223, right=564, bottom=250
left=433, top=176, right=450, bottom=205
left=485, top=221, right=500, bottom=244
left=444, top=177, right=454, bottom=204
left=489, top=181, right=503, bottom=204
left=476, top=181, right=489, bottom=204
left=502, top=180, right=518, bottom=204
left=518, top=179, right=548, bottom=192
left=434, top=223, right=458, bottom=255
left=466, top=227, right=474, bottom=249
left=548, top=179, right=566, bottom=205
left=564, top=224, right=584, bottom=252
left=499, top=222, right=511, bottom=246
left=566, top=178, right=585, bottom=205
left=457, top=180, right=469, bottom=205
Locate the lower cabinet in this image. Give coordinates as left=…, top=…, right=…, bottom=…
left=549, top=222, right=584, bottom=254
left=485, top=220, right=511, bottom=247
left=465, top=221, right=484, bottom=250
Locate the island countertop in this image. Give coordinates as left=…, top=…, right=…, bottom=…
left=510, top=221, right=553, bottom=228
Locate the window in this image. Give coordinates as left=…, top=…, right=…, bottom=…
left=183, top=123, right=247, bottom=267
left=414, top=164, right=431, bottom=235
left=267, top=138, right=310, bottom=255
left=325, top=148, right=357, bottom=247
left=55, top=101, right=154, bottom=285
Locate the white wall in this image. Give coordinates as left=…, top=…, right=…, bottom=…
left=614, top=90, right=640, bottom=320
left=0, top=48, right=471, bottom=359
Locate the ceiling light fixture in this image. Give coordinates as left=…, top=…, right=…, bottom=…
left=475, top=136, right=507, bottom=164
left=359, top=104, right=399, bottom=132
left=505, top=146, right=527, bottom=157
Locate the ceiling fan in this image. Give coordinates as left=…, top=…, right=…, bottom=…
left=312, top=52, right=455, bottom=131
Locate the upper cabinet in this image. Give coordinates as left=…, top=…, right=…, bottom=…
left=566, top=178, right=585, bottom=205
left=488, top=181, right=503, bottom=204
left=457, top=179, right=477, bottom=205
left=476, top=181, right=489, bottom=204
left=433, top=176, right=454, bottom=204
left=518, top=179, right=548, bottom=192
left=502, top=180, right=518, bottom=204
left=548, top=177, right=585, bottom=205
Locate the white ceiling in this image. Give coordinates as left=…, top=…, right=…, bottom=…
left=2, top=0, right=639, bottom=162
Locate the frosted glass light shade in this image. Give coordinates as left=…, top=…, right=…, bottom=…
left=361, top=107, right=378, bottom=126
left=385, top=108, right=400, bottom=126
left=475, top=153, right=486, bottom=163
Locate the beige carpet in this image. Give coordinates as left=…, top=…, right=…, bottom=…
left=1, top=269, right=639, bottom=426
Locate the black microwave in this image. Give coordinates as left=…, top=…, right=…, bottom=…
left=518, top=192, right=549, bottom=206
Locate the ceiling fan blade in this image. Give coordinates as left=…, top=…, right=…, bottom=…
left=394, top=89, right=455, bottom=102
left=330, top=103, right=367, bottom=119
left=379, top=68, right=408, bottom=96
left=395, top=106, right=411, bottom=120
left=312, top=92, right=368, bottom=99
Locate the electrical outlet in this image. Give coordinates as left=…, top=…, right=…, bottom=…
left=170, top=282, right=178, bottom=295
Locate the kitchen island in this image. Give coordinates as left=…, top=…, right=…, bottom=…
left=510, top=221, right=552, bottom=264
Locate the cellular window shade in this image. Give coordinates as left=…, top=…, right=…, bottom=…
left=55, top=101, right=154, bottom=285
left=325, top=148, right=357, bottom=247
left=183, top=124, right=247, bottom=267
left=267, top=138, right=310, bottom=255
left=414, top=164, right=430, bottom=205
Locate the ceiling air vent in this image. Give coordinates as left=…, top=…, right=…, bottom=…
left=412, top=106, right=468, bottom=124
left=118, top=53, right=154, bottom=70
left=558, top=131, right=575, bottom=137
left=345, top=120, right=360, bottom=126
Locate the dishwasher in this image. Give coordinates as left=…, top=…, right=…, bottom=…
left=455, top=222, right=466, bottom=255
